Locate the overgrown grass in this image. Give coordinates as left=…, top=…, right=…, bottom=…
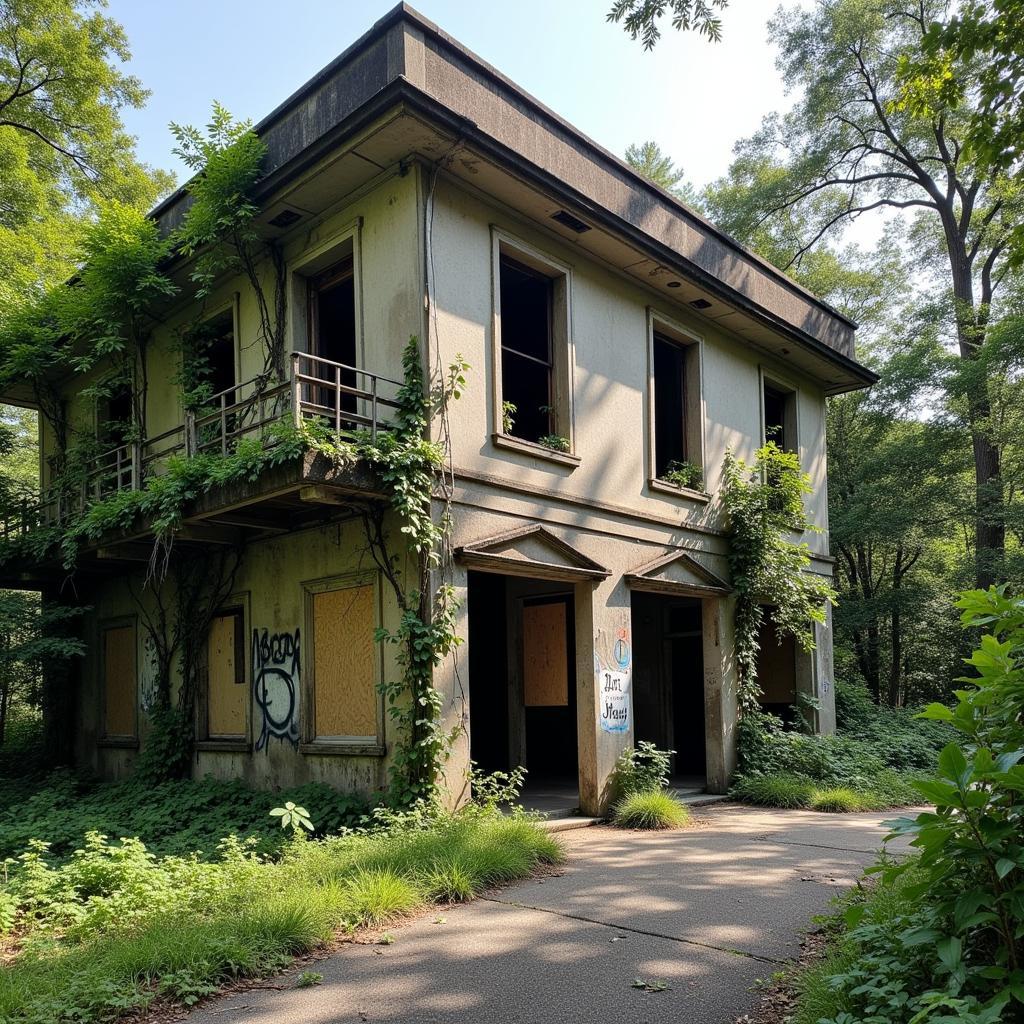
left=0, top=811, right=564, bottom=1024
left=731, top=771, right=920, bottom=811
left=731, top=681, right=948, bottom=812
left=612, top=789, right=692, bottom=829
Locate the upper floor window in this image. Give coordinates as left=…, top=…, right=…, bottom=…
left=493, top=233, right=573, bottom=453
left=762, top=377, right=797, bottom=452
left=308, top=257, right=358, bottom=418
left=96, top=379, right=133, bottom=448
left=202, top=308, right=237, bottom=400
left=648, top=316, right=704, bottom=493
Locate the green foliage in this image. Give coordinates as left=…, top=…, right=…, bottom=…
left=731, top=774, right=815, bottom=808
left=270, top=801, right=314, bottom=834
left=0, top=0, right=172, bottom=307
left=624, top=141, right=700, bottom=207
left=802, top=586, right=1024, bottom=1021
left=0, top=807, right=563, bottom=1023
left=607, top=0, right=728, bottom=46
left=612, top=789, right=692, bottom=829
left=660, top=458, right=704, bottom=491
left=721, top=443, right=836, bottom=755
left=612, top=741, right=674, bottom=797
left=537, top=434, right=570, bottom=453
left=0, top=772, right=369, bottom=862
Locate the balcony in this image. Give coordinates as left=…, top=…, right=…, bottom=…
left=0, top=353, right=404, bottom=571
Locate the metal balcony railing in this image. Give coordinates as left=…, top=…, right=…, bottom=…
left=0, top=353, right=404, bottom=543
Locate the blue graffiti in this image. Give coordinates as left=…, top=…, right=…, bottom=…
left=253, top=627, right=300, bottom=751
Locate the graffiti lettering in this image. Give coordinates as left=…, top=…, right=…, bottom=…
left=253, top=627, right=300, bottom=751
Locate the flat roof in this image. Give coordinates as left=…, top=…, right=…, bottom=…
left=149, top=3, right=873, bottom=389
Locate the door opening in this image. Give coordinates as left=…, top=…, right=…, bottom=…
left=631, top=592, right=706, bottom=787
left=309, top=258, right=357, bottom=420
left=467, top=571, right=579, bottom=812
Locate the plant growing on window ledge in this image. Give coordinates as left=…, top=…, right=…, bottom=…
left=501, top=401, right=517, bottom=435
left=538, top=434, right=570, bottom=453
left=661, top=459, right=703, bottom=491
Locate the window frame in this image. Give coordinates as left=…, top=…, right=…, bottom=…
left=490, top=228, right=577, bottom=466
left=645, top=309, right=707, bottom=501
left=98, top=615, right=139, bottom=748
left=300, top=570, right=385, bottom=757
left=196, top=593, right=251, bottom=752
left=288, top=217, right=363, bottom=366
left=195, top=296, right=241, bottom=397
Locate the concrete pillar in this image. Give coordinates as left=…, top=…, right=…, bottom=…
left=434, top=560, right=471, bottom=809
left=703, top=595, right=738, bottom=793
left=814, top=603, right=837, bottom=734
left=577, top=578, right=633, bottom=816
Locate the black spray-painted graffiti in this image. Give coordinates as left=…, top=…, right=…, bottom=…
left=253, top=628, right=301, bottom=751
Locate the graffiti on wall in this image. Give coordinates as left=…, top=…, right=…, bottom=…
left=253, top=628, right=301, bottom=751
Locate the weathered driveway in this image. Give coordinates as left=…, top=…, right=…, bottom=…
left=186, top=803, right=910, bottom=1024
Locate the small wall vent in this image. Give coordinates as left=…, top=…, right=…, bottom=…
left=268, top=208, right=302, bottom=229
left=551, top=210, right=591, bottom=234
left=689, top=298, right=712, bottom=310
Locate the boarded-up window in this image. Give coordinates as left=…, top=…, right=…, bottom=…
left=207, top=609, right=245, bottom=739
left=312, top=583, right=378, bottom=738
left=523, top=601, right=569, bottom=707
left=103, top=623, right=136, bottom=738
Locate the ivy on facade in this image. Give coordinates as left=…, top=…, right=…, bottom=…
left=721, top=442, right=837, bottom=760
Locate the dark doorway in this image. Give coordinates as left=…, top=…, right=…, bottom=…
left=309, top=258, right=357, bottom=419
left=756, top=611, right=798, bottom=725
left=467, top=572, right=578, bottom=786
left=97, top=381, right=133, bottom=449
left=631, top=592, right=706, bottom=781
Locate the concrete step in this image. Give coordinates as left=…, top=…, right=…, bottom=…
left=540, top=815, right=602, bottom=832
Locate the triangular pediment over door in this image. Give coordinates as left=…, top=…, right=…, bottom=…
left=624, top=548, right=731, bottom=598
left=455, top=525, right=610, bottom=583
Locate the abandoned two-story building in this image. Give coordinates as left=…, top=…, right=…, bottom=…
left=0, top=5, right=874, bottom=815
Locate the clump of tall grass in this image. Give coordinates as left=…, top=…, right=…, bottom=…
left=612, top=790, right=692, bottom=829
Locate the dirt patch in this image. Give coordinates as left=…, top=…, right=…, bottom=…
left=735, top=928, right=828, bottom=1024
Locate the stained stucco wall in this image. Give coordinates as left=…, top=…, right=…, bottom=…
left=424, top=176, right=832, bottom=560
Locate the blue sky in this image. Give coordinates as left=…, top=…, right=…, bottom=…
left=106, top=0, right=794, bottom=192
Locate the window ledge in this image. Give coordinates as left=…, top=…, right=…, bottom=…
left=492, top=433, right=580, bottom=468
left=649, top=478, right=711, bottom=503
left=196, top=739, right=249, bottom=753
left=97, top=736, right=139, bottom=750
left=300, top=741, right=386, bottom=758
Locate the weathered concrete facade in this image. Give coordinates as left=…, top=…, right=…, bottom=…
left=5, top=6, right=870, bottom=814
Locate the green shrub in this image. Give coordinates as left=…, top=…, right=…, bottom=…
left=612, top=789, right=691, bottom=829
left=809, top=787, right=869, bottom=813
left=612, top=741, right=673, bottom=797
left=0, top=772, right=369, bottom=862
left=731, top=773, right=814, bottom=808
left=799, top=586, right=1024, bottom=1023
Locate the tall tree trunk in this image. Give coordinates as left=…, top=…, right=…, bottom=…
left=946, top=226, right=1005, bottom=589
left=887, top=544, right=904, bottom=708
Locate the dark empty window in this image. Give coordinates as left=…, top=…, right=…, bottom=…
left=653, top=333, right=688, bottom=478
left=763, top=383, right=794, bottom=451
left=97, top=380, right=133, bottom=448
left=499, top=255, right=554, bottom=443
left=203, top=310, right=236, bottom=401
left=309, top=258, right=357, bottom=419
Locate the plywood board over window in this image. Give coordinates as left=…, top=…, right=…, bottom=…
left=102, top=622, right=136, bottom=738
left=311, top=581, right=378, bottom=740
left=207, top=609, right=246, bottom=739
left=522, top=600, right=569, bottom=707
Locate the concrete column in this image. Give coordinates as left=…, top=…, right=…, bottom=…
left=434, top=560, right=472, bottom=809
left=813, top=603, right=837, bottom=734
left=577, top=577, right=633, bottom=816
left=703, top=595, right=738, bottom=793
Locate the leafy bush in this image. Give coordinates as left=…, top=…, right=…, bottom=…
left=0, top=807, right=565, bottom=1023
left=612, top=790, right=691, bottom=829
left=612, top=741, right=673, bottom=797
left=802, top=586, right=1024, bottom=1023
left=0, top=772, right=369, bottom=862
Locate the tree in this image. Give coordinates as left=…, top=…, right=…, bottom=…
left=607, top=0, right=728, bottom=46
left=625, top=140, right=700, bottom=207
left=705, top=0, right=1022, bottom=589
left=0, top=0, right=171, bottom=307
left=898, top=0, right=1024, bottom=176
